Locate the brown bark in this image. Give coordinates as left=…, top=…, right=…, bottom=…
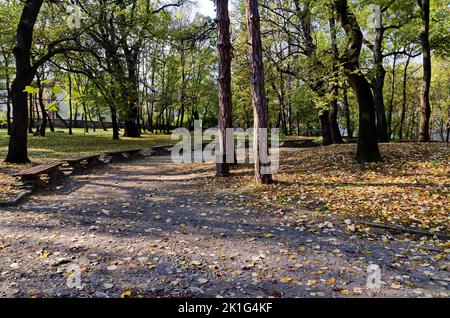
left=417, top=0, right=432, bottom=142
left=28, top=93, right=34, bottom=134
left=68, top=75, right=73, bottom=135
left=216, top=0, right=233, bottom=176
left=5, top=0, right=44, bottom=163
left=36, top=72, right=47, bottom=136
left=245, top=0, right=272, bottom=184
left=343, top=85, right=353, bottom=139
left=320, top=111, right=333, bottom=146
left=335, top=0, right=381, bottom=163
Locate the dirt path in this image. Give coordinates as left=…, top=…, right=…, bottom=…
left=0, top=156, right=448, bottom=298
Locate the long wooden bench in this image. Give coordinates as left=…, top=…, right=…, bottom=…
left=63, top=154, right=101, bottom=170
left=13, top=162, right=64, bottom=183
left=149, top=144, right=174, bottom=156
left=103, top=148, right=143, bottom=161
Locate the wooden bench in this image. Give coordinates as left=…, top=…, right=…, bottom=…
left=103, top=149, right=143, bottom=161
left=150, top=144, right=174, bottom=156
left=63, top=154, right=101, bottom=170
left=13, top=162, right=64, bottom=184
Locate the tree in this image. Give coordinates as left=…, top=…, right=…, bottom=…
left=216, top=0, right=233, bottom=176
left=5, top=0, right=45, bottom=163
left=245, top=0, right=272, bottom=184
left=334, top=0, right=381, bottom=163
left=5, top=0, right=82, bottom=163
left=417, top=0, right=431, bottom=142
left=328, top=12, right=343, bottom=144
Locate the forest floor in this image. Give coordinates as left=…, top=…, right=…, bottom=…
left=0, top=129, right=171, bottom=201
left=0, top=144, right=448, bottom=298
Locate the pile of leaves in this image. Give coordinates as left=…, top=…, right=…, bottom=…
left=203, top=143, right=450, bottom=234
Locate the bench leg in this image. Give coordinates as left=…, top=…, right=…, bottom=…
left=16, top=177, right=39, bottom=190
left=48, top=169, right=66, bottom=182
left=68, top=162, right=83, bottom=171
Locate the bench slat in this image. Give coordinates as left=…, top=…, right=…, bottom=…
left=64, top=154, right=100, bottom=163
left=104, top=149, right=142, bottom=156
left=13, top=163, right=62, bottom=177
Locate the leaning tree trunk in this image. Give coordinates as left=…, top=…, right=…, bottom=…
left=216, top=0, right=233, bottom=176
left=335, top=0, right=381, bottom=163
left=245, top=0, right=272, bottom=184
left=418, top=0, right=432, bottom=142
left=5, top=0, right=44, bottom=163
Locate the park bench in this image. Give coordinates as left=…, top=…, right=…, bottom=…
left=13, top=162, right=64, bottom=185
left=103, top=148, right=143, bottom=161
left=63, top=154, right=101, bottom=171
left=150, top=144, right=174, bottom=156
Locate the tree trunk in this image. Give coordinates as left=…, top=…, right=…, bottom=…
left=28, top=93, right=34, bottom=134
left=418, top=0, right=432, bottom=142
left=216, top=0, right=233, bottom=176
left=446, top=124, right=450, bottom=143
left=88, top=110, right=96, bottom=132
left=110, top=106, right=120, bottom=140
left=178, top=46, right=187, bottom=128
left=343, top=85, right=353, bottom=138
left=98, top=113, right=107, bottom=131
left=73, top=105, right=78, bottom=129
left=320, top=111, right=333, bottom=146
left=245, top=0, right=272, bottom=184
left=55, top=111, right=69, bottom=128
left=296, top=1, right=336, bottom=145
left=399, top=56, right=411, bottom=140
left=5, top=0, right=44, bottom=163
left=387, top=54, right=397, bottom=139
left=335, top=0, right=381, bottom=163
left=68, top=75, right=73, bottom=135
left=123, top=111, right=140, bottom=137
left=36, top=72, right=47, bottom=136
left=372, top=17, right=389, bottom=142
left=83, top=103, right=89, bottom=133
left=286, top=44, right=293, bottom=135
left=4, top=57, right=12, bottom=135
left=329, top=15, right=343, bottom=144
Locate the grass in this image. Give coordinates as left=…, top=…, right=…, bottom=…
left=0, top=128, right=172, bottom=163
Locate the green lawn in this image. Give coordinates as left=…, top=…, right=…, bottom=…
left=0, top=128, right=172, bottom=163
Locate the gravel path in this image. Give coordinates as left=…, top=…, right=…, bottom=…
left=0, top=156, right=448, bottom=298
